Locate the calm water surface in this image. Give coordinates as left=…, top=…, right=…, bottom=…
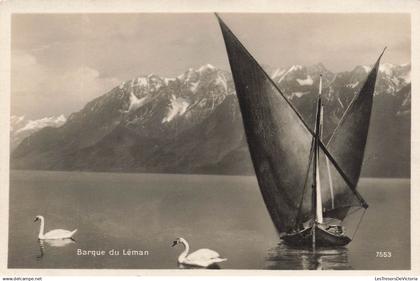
left=8, top=170, right=410, bottom=270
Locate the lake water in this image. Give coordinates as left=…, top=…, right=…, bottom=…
left=8, top=170, right=410, bottom=270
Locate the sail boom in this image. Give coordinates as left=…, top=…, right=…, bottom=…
left=318, top=141, right=368, bottom=208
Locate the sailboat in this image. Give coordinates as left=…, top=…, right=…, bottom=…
left=215, top=14, right=385, bottom=248
left=281, top=74, right=353, bottom=247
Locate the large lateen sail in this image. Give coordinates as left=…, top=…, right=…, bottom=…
left=216, top=14, right=383, bottom=232
left=320, top=51, right=385, bottom=220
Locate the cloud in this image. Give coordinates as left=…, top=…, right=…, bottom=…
left=12, top=51, right=47, bottom=94
left=40, top=65, right=119, bottom=101
left=12, top=50, right=119, bottom=119
left=11, top=14, right=410, bottom=119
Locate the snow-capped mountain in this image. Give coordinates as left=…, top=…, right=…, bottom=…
left=10, top=115, right=66, bottom=150
left=271, top=62, right=410, bottom=99
left=11, top=63, right=411, bottom=177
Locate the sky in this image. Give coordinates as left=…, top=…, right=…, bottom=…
left=11, top=13, right=410, bottom=119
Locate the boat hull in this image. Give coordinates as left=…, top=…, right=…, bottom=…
left=281, top=225, right=351, bottom=247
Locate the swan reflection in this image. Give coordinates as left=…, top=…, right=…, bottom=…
left=37, top=238, right=76, bottom=259
left=265, top=242, right=352, bottom=270
left=177, top=263, right=221, bottom=269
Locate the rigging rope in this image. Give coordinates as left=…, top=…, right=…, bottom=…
left=345, top=206, right=363, bottom=218
left=294, top=137, right=315, bottom=229
left=351, top=208, right=367, bottom=240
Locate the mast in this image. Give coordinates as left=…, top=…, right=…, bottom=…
left=318, top=76, right=334, bottom=209
left=312, top=75, right=324, bottom=249
left=316, top=75, right=324, bottom=225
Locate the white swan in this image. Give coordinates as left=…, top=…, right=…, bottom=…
left=34, top=215, right=77, bottom=240
left=171, top=237, right=227, bottom=268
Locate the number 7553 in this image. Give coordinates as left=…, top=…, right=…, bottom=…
left=376, top=251, right=392, bottom=258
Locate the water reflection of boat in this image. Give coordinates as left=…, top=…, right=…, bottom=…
left=216, top=14, right=384, bottom=248
left=265, top=242, right=352, bottom=270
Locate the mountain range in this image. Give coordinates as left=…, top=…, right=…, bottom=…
left=11, top=63, right=411, bottom=177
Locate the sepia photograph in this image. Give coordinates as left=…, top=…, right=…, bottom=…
left=5, top=10, right=412, bottom=272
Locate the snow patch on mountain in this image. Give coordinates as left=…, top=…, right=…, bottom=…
left=379, top=63, right=395, bottom=76
left=148, top=75, right=165, bottom=92
left=402, top=93, right=411, bottom=107
left=137, top=77, right=148, bottom=87
left=215, top=75, right=228, bottom=92
left=401, top=70, right=411, bottom=83
left=15, top=115, right=66, bottom=134
left=177, top=72, right=185, bottom=80
left=189, top=81, right=199, bottom=93
left=162, top=95, right=190, bottom=123
left=178, top=68, right=196, bottom=81
left=290, top=91, right=310, bottom=99
left=271, top=68, right=286, bottom=79
left=199, top=64, right=215, bottom=73
left=391, top=77, right=400, bottom=87
left=346, top=81, right=359, bottom=88
left=362, top=66, right=372, bottom=73
left=289, top=65, right=303, bottom=72
left=164, top=77, right=176, bottom=85
left=296, top=75, right=313, bottom=86
left=274, top=65, right=304, bottom=83
left=126, top=92, right=149, bottom=113
left=11, top=115, right=26, bottom=131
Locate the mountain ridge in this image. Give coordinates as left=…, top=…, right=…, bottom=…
left=11, top=63, right=411, bottom=177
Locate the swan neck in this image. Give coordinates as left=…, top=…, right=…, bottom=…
left=178, top=240, right=189, bottom=262
left=38, top=217, right=45, bottom=238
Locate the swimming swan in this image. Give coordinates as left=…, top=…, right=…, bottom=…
left=34, top=215, right=77, bottom=240
left=171, top=237, right=227, bottom=268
